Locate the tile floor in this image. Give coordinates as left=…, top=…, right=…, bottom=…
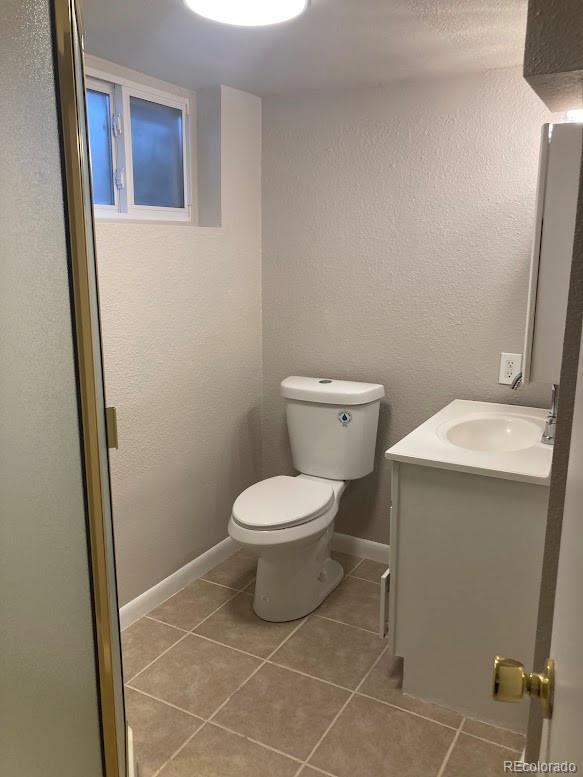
left=122, top=551, right=525, bottom=777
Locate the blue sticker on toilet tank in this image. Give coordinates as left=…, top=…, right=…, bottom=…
left=338, top=410, right=352, bottom=427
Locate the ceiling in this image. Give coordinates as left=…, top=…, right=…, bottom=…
left=82, top=0, right=529, bottom=97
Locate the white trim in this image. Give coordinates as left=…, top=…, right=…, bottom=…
left=119, top=537, right=237, bottom=630
left=126, top=725, right=135, bottom=777
left=86, top=65, right=189, bottom=106
left=332, top=531, right=390, bottom=563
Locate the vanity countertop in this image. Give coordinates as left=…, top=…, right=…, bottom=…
left=385, top=399, right=552, bottom=485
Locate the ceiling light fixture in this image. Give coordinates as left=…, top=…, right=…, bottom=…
left=184, top=0, right=309, bottom=27
left=566, top=109, right=583, bottom=123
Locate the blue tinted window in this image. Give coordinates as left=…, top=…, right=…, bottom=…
left=86, top=89, right=114, bottom=206
left=130, top=96, right=184, bottom=208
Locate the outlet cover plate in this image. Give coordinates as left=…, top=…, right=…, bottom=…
left=499, top=352, right=523, bottom=385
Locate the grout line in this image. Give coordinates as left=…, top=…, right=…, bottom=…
left=199, top=577, right=249, bottom=592
left=208, top=720, right=304, bottom=764
left=151, top=723, right=205, bottom=777
left=125, top=685, right=202, bottom=720
left=126, top=589, right=241, bottom=685
left=347, top=574, right=382, bottom=584
left=292, top=644, right=391, bottom=777
left=301, top=765, right=340, bottom=777
left=186, top=588, right=243, bottom=630
left=460, top=731, right=523, bottom=753
left=190, top=632, right=265, bottom=660
left=128, top=640, right=462, bottom=735
left=267, top=661, right=355, bottom=693
left=313, top=613, right=380, bottom=636
left=436, top=717, right=465, bottom=777
left=463, top=719, right=525, bottom=737
left=190, top=632, right=365, bottom=695
left=125, top=631, right=192, bottom=685
left=145, top=615, right=190, bottom=633
left=354, top=692, right=460, bottom=731
left=345, top=558, right=365, bottom=575
left=207, top=616, right=309, bottom=725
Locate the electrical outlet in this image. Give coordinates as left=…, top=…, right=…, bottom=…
left=499, top=352, right=523, bottom=385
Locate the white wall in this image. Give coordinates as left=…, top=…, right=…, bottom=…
left=95, top=86, right=262, bottom=605
left=0, top=1, right=104, bottom=773
left=261, top=67, right=553, bottom=543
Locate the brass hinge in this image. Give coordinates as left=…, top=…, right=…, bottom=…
left=105, top=407, right=118, bottom=450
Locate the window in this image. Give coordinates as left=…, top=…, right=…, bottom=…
left=86, top=87, right=115, bottom=206
left=85, top=71, right=190, bottom=221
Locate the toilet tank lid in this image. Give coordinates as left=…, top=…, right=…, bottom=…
left=281, top=376, right=385, bottom=405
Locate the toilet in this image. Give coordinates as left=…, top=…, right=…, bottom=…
left=228, top=376, right=385, bottom=622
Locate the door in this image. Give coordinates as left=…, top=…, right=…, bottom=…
left=540, top=332, right=583, bottom=765
left=53, top=0, right=126, bottom=774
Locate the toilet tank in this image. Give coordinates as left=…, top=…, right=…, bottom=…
left=281, top=376, right=385, bottom=480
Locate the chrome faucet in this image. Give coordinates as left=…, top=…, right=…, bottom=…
left=541, top=384, right=559, bottom=446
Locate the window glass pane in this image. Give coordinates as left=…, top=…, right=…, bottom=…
left=130, top=96, right=184, bottom=209
left=86, top=89, right=114, bottom=206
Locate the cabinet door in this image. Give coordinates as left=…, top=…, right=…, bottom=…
left=524, top=123, right=582, bottom=385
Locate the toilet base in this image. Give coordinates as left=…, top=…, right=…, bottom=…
left=252, top=523, right=343, bottom=622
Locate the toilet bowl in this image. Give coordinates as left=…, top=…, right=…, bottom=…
left=229, top=474, right=347, bottom=621
left=229, top=376, right=385, bottom=622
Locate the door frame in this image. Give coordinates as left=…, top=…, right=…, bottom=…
left=526, top=134, right=583, bottom=760
left=52, top=0, right=126, bottom=774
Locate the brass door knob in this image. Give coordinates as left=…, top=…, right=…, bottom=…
left=492, top=656, right=554, bottom=719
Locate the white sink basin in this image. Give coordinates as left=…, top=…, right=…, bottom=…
left=385, top=400, right=552, bottom=484
left=444, top=415, right=543, bottom=453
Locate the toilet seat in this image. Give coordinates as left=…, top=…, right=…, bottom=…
left=232, top=475, right=334, bottom=530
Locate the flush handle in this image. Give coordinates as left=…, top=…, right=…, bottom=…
left=492, top=656, right=554, bottom=719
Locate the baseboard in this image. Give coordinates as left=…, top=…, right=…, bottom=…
left=119, top=536, right=237, bottom=631
left=119, top=532, right=388, bottom=630
left=332, top=531, right=390, bottom=564
left=127, top=725, right=135, bottom=777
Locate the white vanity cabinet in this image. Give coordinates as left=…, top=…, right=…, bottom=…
left=523, top=122, right=582, bottom=385
left=385, top=400, right=552, bottom=731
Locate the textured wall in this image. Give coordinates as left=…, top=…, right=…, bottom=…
left=0, top=1, right=104, bottom=774
left=262, top=67, right=552, bottom=543
left=95, top=87, right=262, bottom=605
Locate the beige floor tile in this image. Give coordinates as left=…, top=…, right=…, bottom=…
left=359, top=652, right=462, bottom=727
left=202, top=551, right=257, bottom=590
left=124, top=688, right=203, bottom=777
left=121, top=618, right=185, bottom=681
left=462, top=719, right=525, bottom=751
left=350, top=558, right=389, bottom=583
left=215, top=663, right=350, bottom=760
left=310, top=695, right=454, bottom=777
left=442, top=733, right=518, bottom=776
left=130, top=634, right=260, bottom=718
left=158, top=723, right=299, bottom=777
left=331, top=552, right=362, bottom=574
left=272, top=616, right=385, bottom=689
left=317, top=576, right=380, bottom=632
left=194, top=592, right=299, bottom=657
left=148, top=580, right=234, bottom=630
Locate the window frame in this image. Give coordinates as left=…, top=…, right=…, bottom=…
left=86, top=77, right=118, bottom=217
left=85, top=67, right=192, bottom=223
